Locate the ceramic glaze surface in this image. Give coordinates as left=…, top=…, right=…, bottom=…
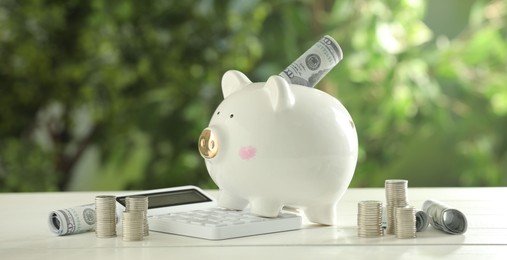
left=198, top=70, right=358, bottom=225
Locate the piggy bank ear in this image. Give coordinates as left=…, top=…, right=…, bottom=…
left=264, top=75, right=295, bottom=111
left=221, top=70, right=252, bottom=98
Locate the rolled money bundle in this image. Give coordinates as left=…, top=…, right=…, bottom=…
left=49, top=203, right=122, bottom=236
left=415, top=210, right=429, bottom=232
left=381, top=206, right=387, bottom=229
left=279, top=35, right=343, bottom=88
left=48, top=203, right=96, bottom=236
left=423, top=200, right=467, bottom=235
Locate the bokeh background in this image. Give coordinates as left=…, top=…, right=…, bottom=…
left=1, top=0, right=506, bottom=192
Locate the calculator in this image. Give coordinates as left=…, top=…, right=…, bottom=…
left=149, top=207, right=302, bottom=240
left=116, top=186, right=303, bottom=240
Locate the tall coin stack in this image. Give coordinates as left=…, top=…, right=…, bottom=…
left=357, top=200, right=384, bottom=238
left=122, top=211, right=145, bottom=241
left=95, top=195, right=117, bottom=238
left=395, top=206, right=417, bottom=239
left=125, top=196, right=149, bottom=236
left=385, top=179, right=408, bottom=234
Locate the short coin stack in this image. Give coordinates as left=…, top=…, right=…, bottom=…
left=126, top=196, right=149, bottom=236
left=385, top=179, right=408, bottom=234
left=123, top=196, right=149, bottom=241
left=95, top=195, right=117, bottom=238
left=357, top=200, right=384, bottom=238
left=122, top=211, right=145, bottom=241
left=395, top=206, right=416, bottom=239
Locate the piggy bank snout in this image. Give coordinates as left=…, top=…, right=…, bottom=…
left=198, top=128, right=219, bottom=159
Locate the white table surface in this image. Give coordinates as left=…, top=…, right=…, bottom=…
left=1, top=187, right=506, bottom=260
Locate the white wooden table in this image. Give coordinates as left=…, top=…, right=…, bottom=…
left=1, top=188, right=506, bottom=259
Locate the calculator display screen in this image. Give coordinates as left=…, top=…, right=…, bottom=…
left=116, top=189, right=212, bottom=209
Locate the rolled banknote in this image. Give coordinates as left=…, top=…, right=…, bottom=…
left=422, top=200, right=467, bottom=235
left=49, top=203, right=121, bottom=236
left=279, top=35, right=343, bottom=88
left=415, top=210, right=429, bottom=232
left=49, top=203, right=96, bottom=235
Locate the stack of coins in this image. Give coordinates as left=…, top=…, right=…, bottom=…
left=122, top=211, right=145, bottom=241
left=385, top=179, right=408, bottom=234
left=95, top=195, right=117, bottom=238
left=125, top=196, right=149, bottom=236
left=357, top=200, right=384, bottom=238
left=395, top=206, right=416, bottom=239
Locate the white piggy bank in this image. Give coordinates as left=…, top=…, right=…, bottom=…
left=198, top=70, right=358, bottom=225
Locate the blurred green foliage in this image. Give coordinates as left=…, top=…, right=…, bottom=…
left=1, top=0, right=506, bottom=191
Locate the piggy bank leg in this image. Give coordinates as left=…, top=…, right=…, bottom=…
left=218, top=189, right=248, bottom=210
left=250, top=199, right=283, bottom=218
left=304, top=203, right=338, bottom=225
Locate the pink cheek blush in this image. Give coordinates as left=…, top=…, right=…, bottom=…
left=239, top=146, right=257, bottom=160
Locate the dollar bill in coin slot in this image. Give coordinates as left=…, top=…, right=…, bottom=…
left=279, top=35, right=343, bottom=88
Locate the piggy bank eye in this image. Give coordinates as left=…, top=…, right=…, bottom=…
left=229, top=114, right=234, bottom=118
